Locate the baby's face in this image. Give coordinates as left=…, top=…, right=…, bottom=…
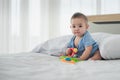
left=70, top=18, right=88, bottom=37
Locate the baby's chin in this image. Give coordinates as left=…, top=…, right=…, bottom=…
left=74, top=34, right=83, bottom=37
left=73, top=31, right=86, bottom=37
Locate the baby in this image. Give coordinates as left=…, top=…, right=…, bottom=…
left=66, top=12, right=101, bottom=60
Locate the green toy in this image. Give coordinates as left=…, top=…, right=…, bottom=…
left=60, top=56, right=80, bottom=64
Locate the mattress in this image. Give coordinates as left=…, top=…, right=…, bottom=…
left=0, top=53, right=120, bottom=80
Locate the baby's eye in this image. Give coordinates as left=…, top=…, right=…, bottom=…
left=79, top=26, right=82, bottom=27
left=73, top=26, right=76, bottom=28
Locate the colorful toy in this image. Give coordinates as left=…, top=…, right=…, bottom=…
left=60, top=56, right=80, bottom=64
left=67, top=48, right=78, bottom=57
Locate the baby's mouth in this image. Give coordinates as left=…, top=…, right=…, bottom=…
left=75, top=32, right=80, bottom=34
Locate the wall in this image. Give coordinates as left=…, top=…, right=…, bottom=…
left=89, top=23, right=120, bottom=34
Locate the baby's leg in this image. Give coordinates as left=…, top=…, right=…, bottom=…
left=89, top=50, right=102, bottom=60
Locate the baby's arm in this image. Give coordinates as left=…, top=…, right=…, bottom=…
left=78, top=46, right=92, bottom=60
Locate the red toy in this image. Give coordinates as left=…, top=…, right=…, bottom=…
left=67, top=48, right=78, bottom=57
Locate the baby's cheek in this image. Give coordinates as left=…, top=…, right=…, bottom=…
left=80, top=28, right=86, bottom=34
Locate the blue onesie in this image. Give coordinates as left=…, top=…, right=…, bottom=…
left=67, top=31, right=99, bottom=58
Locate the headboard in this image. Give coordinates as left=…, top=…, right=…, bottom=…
left=87, top=14, right=120, bottom=24
left=87, top=14, right=120, bottom=34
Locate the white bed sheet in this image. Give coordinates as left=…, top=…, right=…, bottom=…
left=0, top=53, right=120, bottom=80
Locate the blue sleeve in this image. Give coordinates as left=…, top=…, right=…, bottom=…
left=83, top=32, right=95, bottom=47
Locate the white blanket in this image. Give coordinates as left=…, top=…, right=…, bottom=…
left=0, top=53, right=120, bottom=80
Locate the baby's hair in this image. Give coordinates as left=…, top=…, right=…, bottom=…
left=71, top=12, right=88, bottom=23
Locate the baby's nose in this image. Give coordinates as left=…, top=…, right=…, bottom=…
left=75, top=27, right=79, bottom=30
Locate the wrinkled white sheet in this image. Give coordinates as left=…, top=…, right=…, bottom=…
left=0, top=53, right=120, bottom=80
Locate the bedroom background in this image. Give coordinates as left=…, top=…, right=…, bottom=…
left=0, top=0, right=120, bottom=54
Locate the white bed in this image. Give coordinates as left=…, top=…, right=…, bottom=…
left=0, top=32, right=120, bottom=80
left=0, top=52, right=120, bottom=80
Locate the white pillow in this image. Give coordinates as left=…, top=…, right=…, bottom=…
left=32, top=35, right=73, bottom=55
left=91, top=32, right=113, bottom=45
left=100, top=35, right=120, bottom=59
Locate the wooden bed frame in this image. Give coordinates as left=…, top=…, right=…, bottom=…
left=87, top=14, right=120, bottom=24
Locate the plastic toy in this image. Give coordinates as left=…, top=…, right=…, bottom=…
left=60, top=56, right=80, bottom=64
left=67, top=48, right=78, bottom=57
